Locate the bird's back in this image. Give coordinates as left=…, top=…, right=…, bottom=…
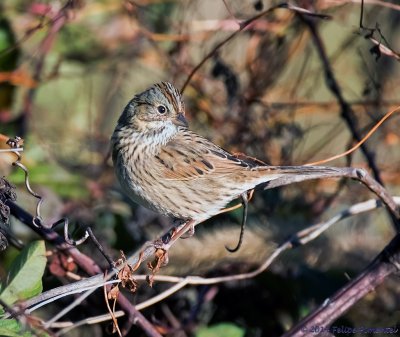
left=134, top=129, right=283, bottom=221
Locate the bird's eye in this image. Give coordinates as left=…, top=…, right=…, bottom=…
left=157, top=105, right=166, bottom=114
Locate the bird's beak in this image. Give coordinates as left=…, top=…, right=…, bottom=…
left=174, top=113, right=188, bottom=127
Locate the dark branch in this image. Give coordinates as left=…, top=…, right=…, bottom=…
left=297, top=13, right=399, bottom=230
left=281, top=232, right=400, bottom=337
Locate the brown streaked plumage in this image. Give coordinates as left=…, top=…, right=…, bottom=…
left=111, top=82, right=299, bottom=223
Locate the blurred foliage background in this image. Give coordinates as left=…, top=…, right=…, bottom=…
left=1, top=0, right=400, bottom=336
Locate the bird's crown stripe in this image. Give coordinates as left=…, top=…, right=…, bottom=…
left=156, top=82, right=182, bottom=113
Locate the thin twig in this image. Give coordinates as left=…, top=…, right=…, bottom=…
left=103, top=275, right=122, bottom=337
left=43, top=286, right=94, bottom=328
left=297, top=10, right=399, bottom=236
left=180, top=2, right=330, bottom=93
left=47, top=196, right=400, bottom=335
left=306, top=105, right=400, bottom=165
left=0, top=148, right=24, bottom=153
left=26, top=280, right=119, bottom=314
left=19, top=165, right=399, bottom=313
left=5, top=201, right=161, bottom=337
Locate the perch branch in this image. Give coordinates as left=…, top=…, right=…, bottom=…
left=43, top=196, right=400, bottom=335
left=5, top=201, right=161, bottom=337
left=18, top=165, right=399, bottom=313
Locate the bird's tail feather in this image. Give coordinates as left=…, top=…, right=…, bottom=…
left=255, top=165, right=348, bottom=189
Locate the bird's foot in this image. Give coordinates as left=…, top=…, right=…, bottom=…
left=180, top=222, right=195, bottom=238
left=169, top=218, right=195, bottom=239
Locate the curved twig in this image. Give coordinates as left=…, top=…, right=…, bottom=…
left=180, top=2, right=331, bottom=93
left=42, top=196, right=400, bottom=336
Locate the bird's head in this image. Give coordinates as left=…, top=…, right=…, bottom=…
left=118, top=82, right=188, bottom=135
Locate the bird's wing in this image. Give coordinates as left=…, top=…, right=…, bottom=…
left=155, top=130, right=257, bottom=181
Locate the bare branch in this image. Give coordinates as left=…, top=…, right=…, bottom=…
left=281, top=233, right=400, bottom=337
left=34, top=196, right=400, bottom=336
left=180, top=2, right=331, bottom=93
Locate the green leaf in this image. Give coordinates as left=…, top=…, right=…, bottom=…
left=0, top=241, right=46, bottom=305
left=0, top=319, right=34, bottom=337
left=196, top=323, right=245, bottom=337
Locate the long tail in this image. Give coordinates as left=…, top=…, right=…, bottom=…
left=256, top=165, right=352, bottom=189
